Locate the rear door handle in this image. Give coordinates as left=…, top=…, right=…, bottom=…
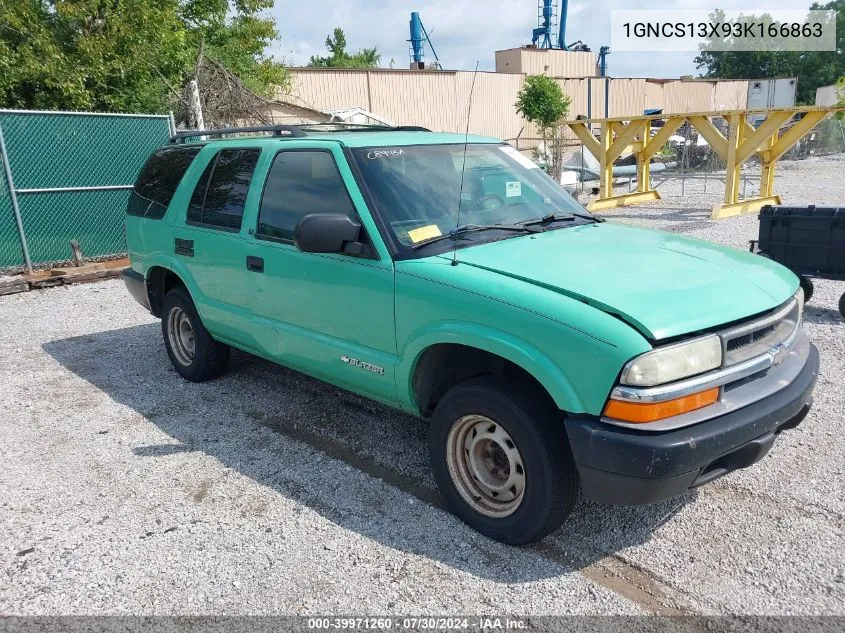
left=175, top=238, right=194, bottom=257
left=246, top=256, right=264, bottom=273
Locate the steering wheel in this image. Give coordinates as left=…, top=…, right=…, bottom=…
left=468, top=194, right=506, bottom=214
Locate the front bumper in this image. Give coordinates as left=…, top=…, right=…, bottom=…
left=565, top=342, right=819, bottom=505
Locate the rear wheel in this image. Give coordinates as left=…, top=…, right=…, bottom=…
left=161, top=287, right=230, bottom=382
left=838, top=292, right=845, bottom=319
left=428, top=376, right=578, bottom=545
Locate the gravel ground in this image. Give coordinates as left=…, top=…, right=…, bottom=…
left=1, top=156, right=843, bottom=616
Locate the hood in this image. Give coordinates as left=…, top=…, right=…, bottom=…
left=438, top=223, right=797, bottom=340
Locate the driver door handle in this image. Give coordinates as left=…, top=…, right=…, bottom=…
left=246, top=256, right=264, bottom=273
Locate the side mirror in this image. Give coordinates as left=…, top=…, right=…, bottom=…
left=294, top=213, right=366, bottom=255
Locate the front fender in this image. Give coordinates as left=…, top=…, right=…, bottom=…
left=397, top=320, right=585, bottom=415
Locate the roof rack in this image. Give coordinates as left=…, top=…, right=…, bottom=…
left=169, top=125, right=306, bottom=144
left=168, top=123, right=432, bottom=144
left=300, top=123, right=432, bottom=133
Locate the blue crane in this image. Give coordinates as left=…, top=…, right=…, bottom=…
left=530, top=1, right=609, bottom=75
left=531, top=0, right=568, bottom=49
left=409, top=12, right=441, bottom=69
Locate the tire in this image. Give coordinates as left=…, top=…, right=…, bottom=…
left=428, top=375, right=579, bottom=545
left=161, top=286, right=230, bottom=382
left=839, top=292, right=845, bottom=319
left=799, top=275, right=814, bottom=304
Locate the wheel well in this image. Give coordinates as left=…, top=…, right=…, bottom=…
left=146, top=266, right=185, bottom=318
left=412, top=344, right=555, bottom=417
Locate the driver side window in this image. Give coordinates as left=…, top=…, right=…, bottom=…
left=257, top=150, right=357, bottom=242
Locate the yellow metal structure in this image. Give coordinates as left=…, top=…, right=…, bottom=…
left=564, top=106, right=842, bottom=218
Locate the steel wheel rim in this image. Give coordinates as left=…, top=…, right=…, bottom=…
left=167, top=307, right=195, bottom=366
left=446, top=414, right=526, bottom=518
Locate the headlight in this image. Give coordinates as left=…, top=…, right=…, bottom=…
left=620, top=334, right=722, bottom=387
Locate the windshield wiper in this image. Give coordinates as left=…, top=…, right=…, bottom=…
left=520, top=212, right=576, bottom=227
left=410, top=223, right=540, bottom=250
left=520, top=211, right=605, bottom=227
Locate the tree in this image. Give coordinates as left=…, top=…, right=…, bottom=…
left=308, top=27, right=381, bottom=68
left=515, top=74, right=571, bottom=181
left=794, top=1, right=845, bottom=103
left=0, top=1, right=289, bottom=114
left=694, top=2, right=845, bottom=105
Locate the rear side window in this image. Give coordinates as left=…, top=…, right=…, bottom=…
left=257, top=151, right=357, bottom=242
left=187, top=148, right=261, bottom=231
left=127, top=147, right=201, bottom=219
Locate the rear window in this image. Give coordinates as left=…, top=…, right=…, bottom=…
left=186, top=148, right=261, bottom=231
left=127, top=146, right=201, bottom=219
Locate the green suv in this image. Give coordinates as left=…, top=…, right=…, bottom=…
left=123, top=124, right=818, bottom=544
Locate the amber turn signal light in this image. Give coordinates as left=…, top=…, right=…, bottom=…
left=603, top=387, right=719, bottom=424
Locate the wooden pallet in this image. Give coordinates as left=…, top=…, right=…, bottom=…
left=0, top=275, right=29, bottom=296
left=0, top=258, right=130, bottom=295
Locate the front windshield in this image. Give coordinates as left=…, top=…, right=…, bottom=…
left=351, top=143, right=586, bottom=250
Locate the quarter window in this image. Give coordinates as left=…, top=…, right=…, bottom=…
left=187, top=148, right=261, bottom=230
left=257, top=151, right=357, bottom=241
left=127, top=146, right=201, bottom=219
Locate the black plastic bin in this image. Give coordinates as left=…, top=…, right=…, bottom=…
left=753, top=205, right=845, bottom=318
left=758, top=205, right=845, bottom=275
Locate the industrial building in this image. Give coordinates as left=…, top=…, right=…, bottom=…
left=280, top=2, right=795, bottom=148
left=283, top=68, right=751, bottom=148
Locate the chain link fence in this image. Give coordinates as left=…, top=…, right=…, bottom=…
left=784, top=116, right=845, bottom=159
left=0, top=110, right=174, bottom=272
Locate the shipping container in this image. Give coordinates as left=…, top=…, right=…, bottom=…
left=747, top=78, right=797, bottom=124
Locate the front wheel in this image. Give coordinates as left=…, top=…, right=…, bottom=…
left=839, top=292, right=845, bottom=319
left=428, top=376, right=578, bottom=545
left=799, top=275, right=814, bottom=304
left=161, top=287, right=230, bottom=382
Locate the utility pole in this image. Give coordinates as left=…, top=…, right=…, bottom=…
left=188, top=79, right=205, bottom=131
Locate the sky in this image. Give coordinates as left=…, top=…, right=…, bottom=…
left=267, top=0, right=813, bottom=78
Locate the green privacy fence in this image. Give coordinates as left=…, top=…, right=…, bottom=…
left=0, top=110, right=174, bottom=271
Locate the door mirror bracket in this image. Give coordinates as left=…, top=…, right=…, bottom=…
left=341, top=241, right=374, bottom=258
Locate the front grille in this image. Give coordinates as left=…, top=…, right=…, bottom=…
left=720, top=297, right=801, bottom=367
left=726, top=323, right=777, bottom=352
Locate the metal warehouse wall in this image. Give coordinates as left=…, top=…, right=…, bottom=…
left=663, top=81, right=715, bottom=114
left=455, top=71, right=529, bottom=141
left=494, top=49, right=597, bottom=77
left=285, top=69, right=749, bottom=145
left=370, top=71, right=457, bottom=132
left=713, top=81, right=749, bottom=111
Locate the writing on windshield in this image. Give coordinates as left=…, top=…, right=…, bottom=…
left=351, top=143, right=584, bottom=249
